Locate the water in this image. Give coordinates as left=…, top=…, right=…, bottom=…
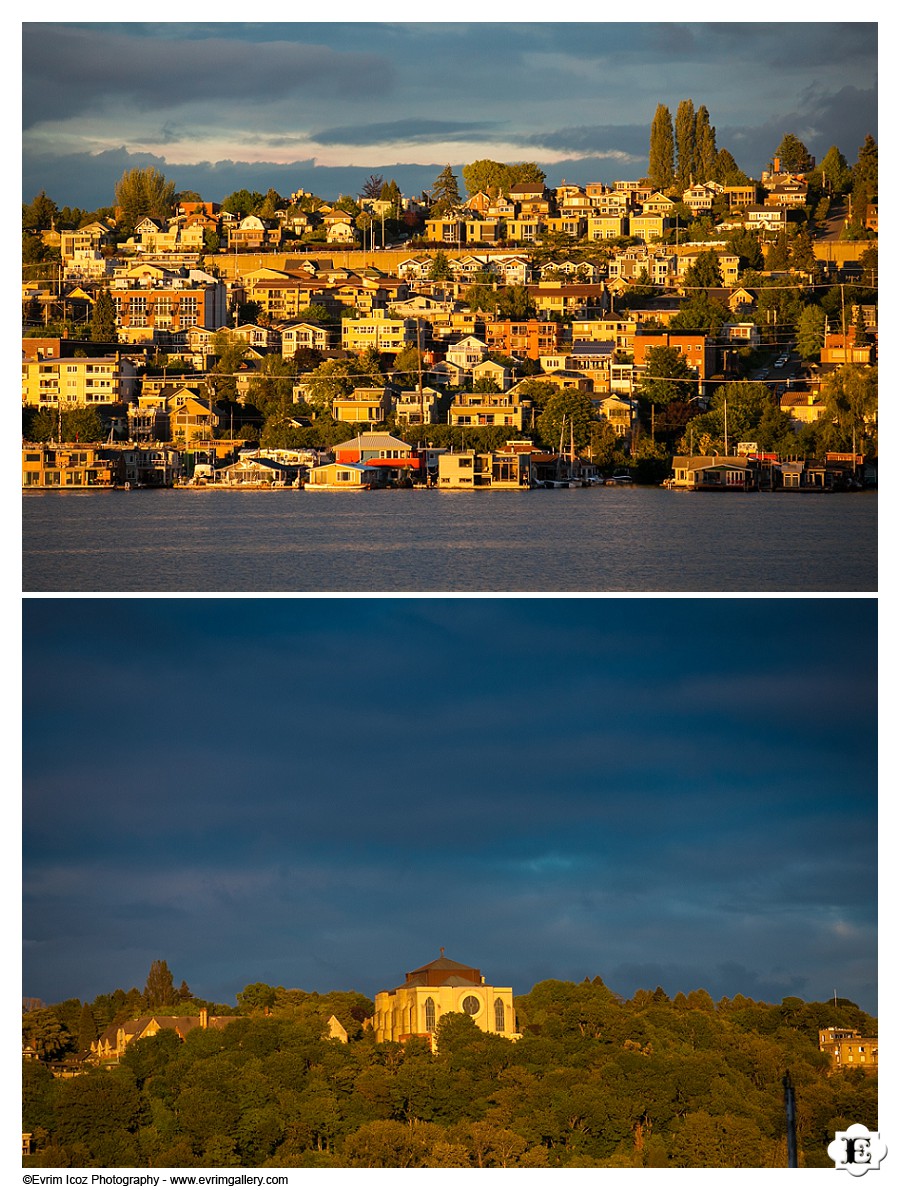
left=22, top=487, right=877, bottom=593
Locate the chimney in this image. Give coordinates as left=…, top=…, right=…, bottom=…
left=199, top=1007, right=209, bottom=1029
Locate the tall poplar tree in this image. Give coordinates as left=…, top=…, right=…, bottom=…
left=91, top=290, right=118, bottom=343
left=694, top=105, right=717, bottom=182
left=675, top=99, right=697, bottom=190
left=648, top=104, right=674, bottom=190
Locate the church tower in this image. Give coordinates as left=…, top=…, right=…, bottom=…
left=373, top=949, right=519, bottom=1047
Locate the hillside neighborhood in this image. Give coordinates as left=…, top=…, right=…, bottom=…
left=22, top=123, right=878, bottom=493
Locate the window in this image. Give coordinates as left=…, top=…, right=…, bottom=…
left=494, top=998, right=505, bottom=1032
left=424, top=997, right=435, bottom=1032
left=462, top=995, right=480, bottom=1016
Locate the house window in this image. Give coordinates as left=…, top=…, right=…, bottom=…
left=425, top=997, right=436, bottom=1032
left=462, top=995, right=480, bottom=1016
left=494, top=998, right=505, bottom=1032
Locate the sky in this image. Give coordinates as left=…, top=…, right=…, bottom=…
left=22, top=597, right=878, bottom=1015
left=21, top=17, right=878, bottom=210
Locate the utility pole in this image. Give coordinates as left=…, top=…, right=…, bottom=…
left=783, top=1071, right=798, bottom=1168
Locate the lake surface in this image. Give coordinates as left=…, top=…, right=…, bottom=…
left=22, top=487, right=877, bottom=593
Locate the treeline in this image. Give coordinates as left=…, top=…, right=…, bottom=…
left=23, top=977, right=876, bottom=1168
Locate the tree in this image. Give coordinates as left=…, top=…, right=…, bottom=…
left=796, top=304, right=826, bottom=360
left=430, top=166, right=462, bottom=216
left=23, top=1009, right=73, bottom=1060
left=850, top=134, right=877, bottom=230
left=361, top=174, right=384, bottom=199
left=77, top=1004, right=97, bottom=1053
left=790, top=229, right=818, bottom=276
left=669, top=293, right=729, bottom=337
left=90, top=290, right=118, bottom=342
left=637, top=346, right=697, bottom=410
left=143, top=959, right=176, bottom=1009
left=820, top=364, right=877, bottom=454
left=682, top=248, right=723, bottom=290
left=114, top=166, right=176, bottom=231
left=23, top=190, right=59, bottom=232
left=712, top=148, right=749, bottom=187
left=536, top=390, right=597, bottom=452
left=221, top=189, right=264, bottom=218
left=773, top=133, right=813, bottom=173
left=428, top=251, right=453, bottom=281
left=463, top=159, right=510, bottom=197
left=694, top=106, right=717, bottom=182
left=495, top=285, right=536, bottom=320
left=819, top=145, right=852, bottom=193
left=674, top=100, right=697, bottom=190
left=647, top=105, right=674, bottom=190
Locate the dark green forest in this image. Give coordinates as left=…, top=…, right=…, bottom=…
left=23, top=977, right=877, bottom=1168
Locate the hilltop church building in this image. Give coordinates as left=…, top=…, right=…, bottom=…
left=374, top=951, right=520, bottom=1047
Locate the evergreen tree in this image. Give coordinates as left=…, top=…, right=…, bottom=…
left=712, top=148, right=749, bottom=187
left=648, top=104, right=675, bottom=190
left=796, top=304, right=826, bottom=360
left=143, top=960, right=176, bottom=1010
left=694, top=105, right=717, bottom=182
left=773, top=133, right=813, bottom=173
left=90, top=290, right=118, bottom=343
left=675, top=99, right=697, bottom=190
left=23, top=190, right=59, bottom=232
left=430, top=165, right=462, bottom=216
left=850, top=134, right=877, bottom=229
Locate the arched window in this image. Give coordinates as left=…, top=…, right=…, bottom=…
left=494, top=997, right=505, bottom=1032
left=425, top=997, right=436, bottom=1032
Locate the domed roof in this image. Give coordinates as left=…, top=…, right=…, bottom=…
left=402, top=949, right=483, bottom=987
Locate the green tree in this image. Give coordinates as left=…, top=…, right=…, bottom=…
left=820, top=364, right=877, bottom=454
left=77, top=1004, right=97, bottom=1053
left=495, top=285, right=536, bottom=320
left=23, top=1009, right=73, bottom=1060
left=114, top=166, right=176, bottom=231
left=647, top=105, right=674, bottom=190
left=773, top=133, right=813, bottom=173
left=90, top=290, right=118, bottom=342
left=682, top=248, right=724, bottom=289
left=143, top=960, right=176, bottom=1010
left=221, top=189, right=264, bottom=218
left=23, top=190, right=59, bottom=232
left=637, top=345, right=697, bottom=410
left=462, top=159, right=511, bottom=197
left=669, top=293, right=729, bottom=336
left=430, top=166, right=462, bottom=216
left=428, top=250, right=453, bottom=281
left=675, top=100, right=697, bottom=190
left=796, top=304, right=826, bottom=360
left=850, top=134, right=877, bottom=230
left=712, top=148, right=749, bottom=187
left=819, top=145, right=852, bottom=193
left=536, top=390, right=597, bottom=452
left=694, top=105, right=717, bottom=181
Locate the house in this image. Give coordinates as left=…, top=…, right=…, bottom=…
left=23, top=444, right=119, bottom=489
left=331, top=387, right=396, bottom=426
left=226, top=214, right=284, bottom=252
left=471, top=359, right=512, bottom=390
left=437, top=449, right=534, bottom=490
left=449, top=391, right=532, bottom=430
left=394, top=387, right=448, bottom=426
left=374, top=952, right=520, bottom=1048
left=280, top=321, right=335, bottom=356
left=668, top=455, right=758, bottom=490
left=629, top=211, right=669, bottom=241
left=169, top=394, right=223, bottom=446
left=445, top=335, right=489, bottom=371
left=22, top=355, right=138, bottom=409
left=484, top=318, right=560, bottom=361
left=818, top=1027, right=877, bottom=1070
left=91, top=1008, right=239, bottom=1061
left=305, top=460, right=384, bottom=490
left=342, top=313, right=417, bottom=355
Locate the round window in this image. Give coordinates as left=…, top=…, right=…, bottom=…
left=462, top=995, right=480, bottom=1016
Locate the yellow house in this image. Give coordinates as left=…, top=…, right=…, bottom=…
left=22, top=355, right=137, bottom=409
left=374, top=952, right=520, bottom=1047
left=819, top=1027, right=878, bottom=1071
left=342, top=313, right=417, bottom=354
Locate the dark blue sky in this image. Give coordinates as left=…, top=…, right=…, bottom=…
left=22, top=20, right=877, bottom=207
left=22, top=597, right=877, bottom=1014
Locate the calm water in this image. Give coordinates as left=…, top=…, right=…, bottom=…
left=22, top=487, right=877, bottom=593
